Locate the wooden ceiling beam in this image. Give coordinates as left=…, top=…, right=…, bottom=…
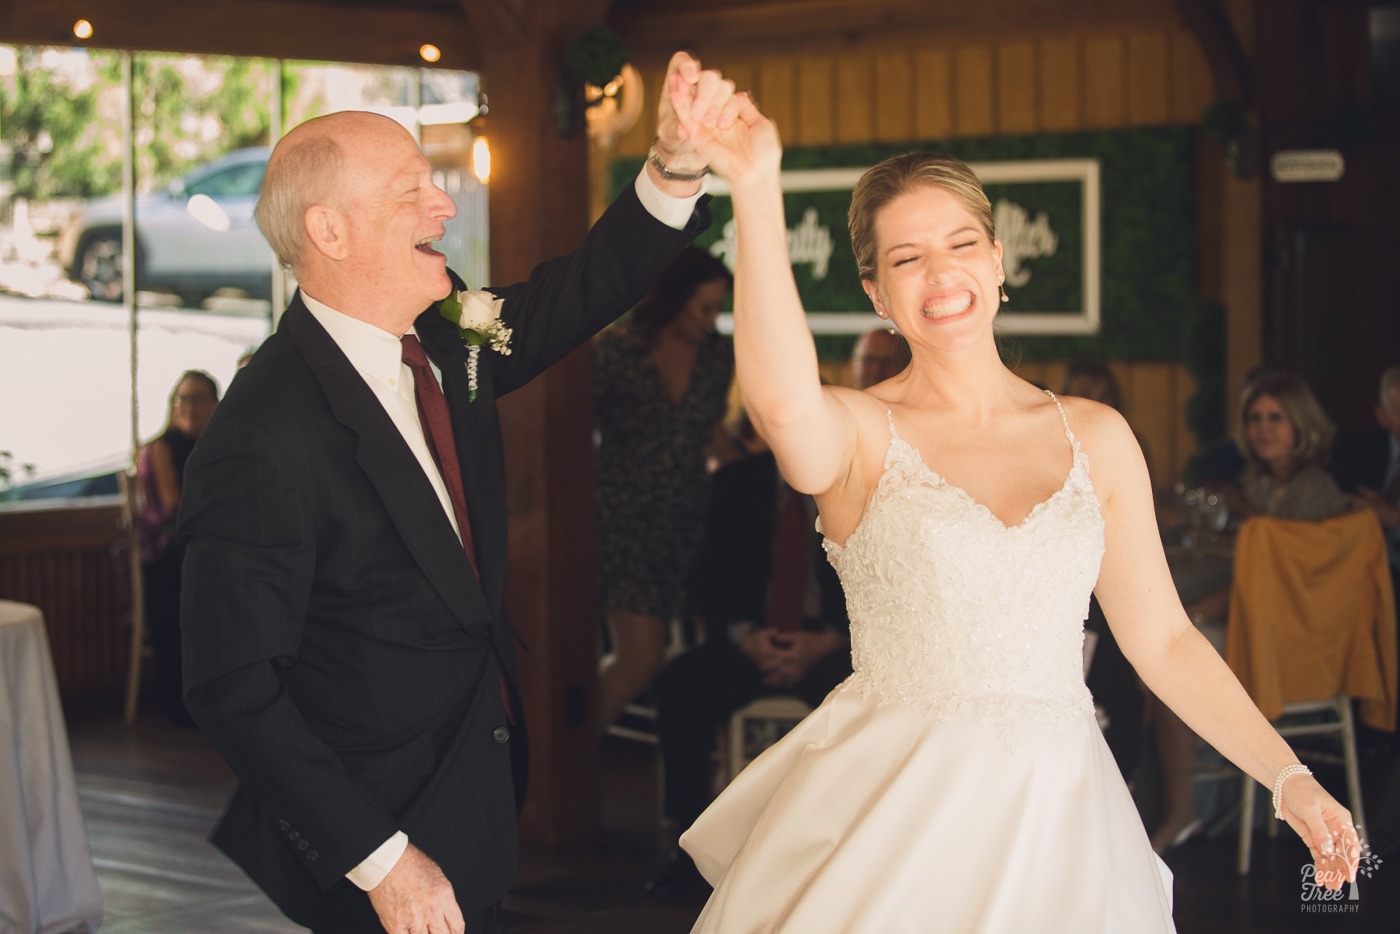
left=0, top=0, right=483, bottom=71
left=457, top=0, right=528, bottom=47
left=1174, top=0, right=1254, bottom=104
left=607, top=0, right=1179, bottom=54
left=456, top=0, right=615, bottom=50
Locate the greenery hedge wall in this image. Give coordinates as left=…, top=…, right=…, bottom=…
left=611, top=126, right=1195, bottom=364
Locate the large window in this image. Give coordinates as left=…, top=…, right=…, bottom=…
left=0, top=45, right=486, bottom=499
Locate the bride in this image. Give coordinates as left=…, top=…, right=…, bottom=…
left=664, top=85, right=1360, bottom=932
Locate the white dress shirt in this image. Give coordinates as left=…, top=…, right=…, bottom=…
left=299, top=169, right=704, bottom=892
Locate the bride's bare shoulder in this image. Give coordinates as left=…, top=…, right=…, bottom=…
left=830, top=382, right=894, bottom=420
left=1052, top=394, right=1145, bottom=469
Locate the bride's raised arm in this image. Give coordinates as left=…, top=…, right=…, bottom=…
left=676, top=87, right=862, bottom=498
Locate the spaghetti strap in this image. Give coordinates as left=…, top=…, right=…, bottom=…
left=1042, top=389, right=1078, bottom=449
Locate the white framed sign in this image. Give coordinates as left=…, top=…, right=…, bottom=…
left=701, top=158, right=1101, bottom=336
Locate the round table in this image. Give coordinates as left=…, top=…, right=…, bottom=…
left=0, top=600, right=103, bottom=934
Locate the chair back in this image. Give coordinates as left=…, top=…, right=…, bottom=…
left=1226, top=509, right=1396, bottom=731
left=117, top=466, right=147, bottom=722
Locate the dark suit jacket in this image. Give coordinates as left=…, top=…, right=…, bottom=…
left=687, top=450, right=848, bottom=637
left=1333, top=428, right=1394, bottom=495
left=178, top=184, right=707, bottom=930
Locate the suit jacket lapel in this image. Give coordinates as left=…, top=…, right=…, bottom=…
left=281, top=298, right=492, bottom=632
left=417, top=308, right=509, bottom=613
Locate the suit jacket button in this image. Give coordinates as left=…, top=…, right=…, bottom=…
left=492, top=726, right=510, bottom=744
left=298, top=840, right=309, bottom=851
left=289, top=831, right=301, bottom=842
left=307, top=849, right=318, bottom=862
left=278, top=820, right=291, bottom=831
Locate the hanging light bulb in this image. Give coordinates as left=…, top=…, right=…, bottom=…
left=468, top=91, right=491, bottom=184
left=419, top=44, right=441, bottom=64
left=471, top=136, right=491, bottom=184
left=73, top=20, right=94, bottom=40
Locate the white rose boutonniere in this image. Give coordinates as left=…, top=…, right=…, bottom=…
left=437, top=288, right=512, bottom=401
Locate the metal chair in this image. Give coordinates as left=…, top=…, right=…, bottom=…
left=1225, top=509, right=1397, bottom=874
left=722, top=694, right=812, bottom=784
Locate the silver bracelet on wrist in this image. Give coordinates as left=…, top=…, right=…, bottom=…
left=1272, top=763, right=1312, bottom=819
left=647, top=139, right=710, bottom=182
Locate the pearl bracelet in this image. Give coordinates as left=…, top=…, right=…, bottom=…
left=647, top=140, right=710, bottom=182
left=1272, top=763, right=1312, bottom=819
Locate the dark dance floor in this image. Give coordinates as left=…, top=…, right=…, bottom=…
left=70, top=709, right=1393, bottom=933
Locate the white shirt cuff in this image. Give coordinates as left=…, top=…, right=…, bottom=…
left=346, top=830, right=408, bottom=891
left=634, top=169, right=707, bottom=230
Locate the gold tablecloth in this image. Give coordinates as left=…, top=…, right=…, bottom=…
left=1226, top=512, right=1398, bottom=732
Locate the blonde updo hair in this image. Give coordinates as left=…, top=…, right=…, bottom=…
left=848, top=152, right=996, bottom=282
left=255, top=132, right=345, bottom=269
left=1234, top=369, right=1336, bottom=478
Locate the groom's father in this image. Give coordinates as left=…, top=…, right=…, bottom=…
left=179, top=53, right=748, bottom=934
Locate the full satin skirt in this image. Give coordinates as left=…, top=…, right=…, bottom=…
left=681, top=683, right=1175, bottom=934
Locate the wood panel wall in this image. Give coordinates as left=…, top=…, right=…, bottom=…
left=0, top=501, right=133, bottom=699
left=614, top=24, right=1214, bottom=160
left=598, top=16, right=1222, bottom=490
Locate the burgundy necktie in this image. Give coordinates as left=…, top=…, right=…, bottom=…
left=400, top=334, right=479, bottom=577
left=403, top=334, right=514, bottom=721
left=765, top=489, right=809, bottom=633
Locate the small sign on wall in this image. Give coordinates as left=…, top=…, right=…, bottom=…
left=1269, top=150, right=1346, bottom=183
left=702, top=158, right=1101, bottom=336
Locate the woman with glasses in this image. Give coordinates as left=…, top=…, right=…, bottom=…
left=137, top=370, right=219, bottom=725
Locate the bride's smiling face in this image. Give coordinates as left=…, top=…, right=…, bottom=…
left=862, top=184, right=1003, bottom=352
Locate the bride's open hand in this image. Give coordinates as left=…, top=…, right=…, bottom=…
left=669, top=78, right=779, bottom=189
left=1279, top=775, right=1360, bottom=891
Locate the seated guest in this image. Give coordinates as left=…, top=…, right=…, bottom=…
left=1194, top=367, right=1270, bottom=489
left=849, top=326, right=911, bottom=390
left=1335, top=365, right=1400, bottom=566
left=1335, top=365, right=1400, bottom=754
left=137, top=370, right=219, bottom=725
left=1149, top=368, right=1349, bottom=852
left=1230, top=369, right=1349, bottom=520
left=647, top=430, right=851, bottom=898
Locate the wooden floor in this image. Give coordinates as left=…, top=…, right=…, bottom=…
left=68, top=708, right=1394, bottom=933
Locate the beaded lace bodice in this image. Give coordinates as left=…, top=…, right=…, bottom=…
left=822, top=393, right=1102, bottom=733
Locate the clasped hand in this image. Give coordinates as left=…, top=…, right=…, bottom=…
left=741, top=628, right=837, bottom=689
left=661, top=54, right=774, bottom=188
left=652, top=51, right=757, bottom=183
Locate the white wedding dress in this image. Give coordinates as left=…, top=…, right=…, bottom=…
left=681, top=394, right=1175, bottom=933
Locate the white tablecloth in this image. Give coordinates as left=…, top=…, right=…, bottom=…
left=0, top=600, right=102, bottom=934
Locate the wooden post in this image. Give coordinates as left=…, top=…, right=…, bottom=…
left=469, top=0, right=614, bottom=847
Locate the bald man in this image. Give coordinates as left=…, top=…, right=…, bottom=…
left=179, top=54, right=753, bottom=934
left=850, top=326, right=911, bottom=390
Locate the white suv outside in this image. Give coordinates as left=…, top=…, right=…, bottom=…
left=57, top=147, right=274, bottom=306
